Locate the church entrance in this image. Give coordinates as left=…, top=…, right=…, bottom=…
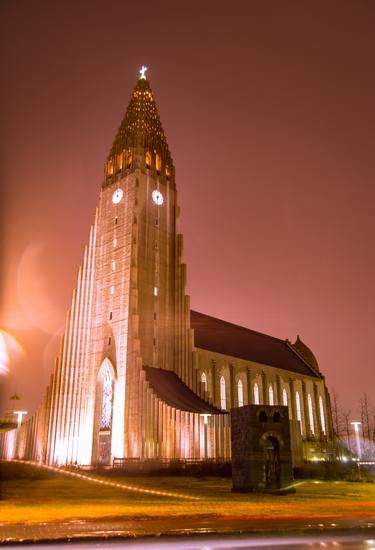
left=94, top=359, right=115, bottom=466
left=264, top=436, right=281, bottom=489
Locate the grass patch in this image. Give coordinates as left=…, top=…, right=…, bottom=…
left=1, top=463, right=375, bottom=525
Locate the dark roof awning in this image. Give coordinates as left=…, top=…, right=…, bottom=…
left=191, top=310, right=320, bottom=379
left=143, top=365, right=224, bottom=414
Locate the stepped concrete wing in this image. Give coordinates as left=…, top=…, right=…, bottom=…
left=143, top=365, right=224, bottom=414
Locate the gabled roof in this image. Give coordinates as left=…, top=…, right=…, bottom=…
left=143, top=365, right=223, bottom=414
left=191, top=310, right=321, bottom=379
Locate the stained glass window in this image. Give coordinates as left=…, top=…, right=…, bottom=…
left=296, top=391, right=302, bottom=434
left=101, top=368, right=113, bottom=430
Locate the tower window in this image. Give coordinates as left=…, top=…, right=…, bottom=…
left=220, top=376, right=226, bottom=410
left=115, top=217, right=118, bottom=225
left=109, top=312, right=112, bottom=320
left=165, top=165, right=170, bottom=179
left=113, top=238, right=117, bottom=248
left=112, top=261, right=116, bottom=271
left=108, top=337, right=111, bottom=345
left=117, top=152, right=123, bottom=172
left=110, top=286, right=114, bottom=295
left=107, top=159, right=114, bottom=176
left=155, top=153, right=161, bottom=173
left=253, top=383, right=260, bottom=405
left=146, top=151, right=151, bottom=168
left=201, top=372, right=207, bottom=391
left=126, top=151, right=132, bottom=169
left=237, top=379, right=244, bottom=407
left=153, top=287, right=158, bottom=296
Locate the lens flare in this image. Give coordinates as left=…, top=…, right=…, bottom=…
left=0, top=329, right=24, bottom=376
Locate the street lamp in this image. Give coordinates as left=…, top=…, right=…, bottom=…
left=350, top=421, right=362, bottom=459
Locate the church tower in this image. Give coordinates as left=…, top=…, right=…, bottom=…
left=42, top=68, right=217, bottom=466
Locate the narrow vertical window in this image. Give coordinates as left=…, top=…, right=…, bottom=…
left=308, top=394, right=315, bottom=435
left=117, top=152, right=123, bottom=172
left=155, top=153, right=161, bottom=173
left=101, top=368, right=113, bottom=430
left=253, top=383, right=260, bottom=405
left=115, top=217, right=118, bottom=225
left=110, top=286, right=114, bottom=295
left=220, top=376, right=226, bottom=410
left=146, top=151, right=151, bottom=168
left=319, top=396, right=326, bottom=435
left=283, top=388, right=288, bottom=407
left=296, top=391, right=302, bottom=433
left=112, top=260, right=116, bottom=271
left=109, top=312, right=112, bottom=320
left=237, top=379, right=244, bottom=407
left=269, top=385, right=274, bottom=406
left=153, top=286, right=158, bottom=296
left=107, top=159, right=114, bottom=176
left=113, top=237, right=117, bottom=248
left=201, top=372, right=207, bottom=391
left=126, top=151, right=132, bottom=168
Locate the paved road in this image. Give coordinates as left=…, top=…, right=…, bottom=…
left=2, top=533, right=375, bottom=549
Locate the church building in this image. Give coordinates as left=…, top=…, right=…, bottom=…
left=0, top=69, right=333, bottom=467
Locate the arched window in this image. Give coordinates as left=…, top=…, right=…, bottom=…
left=155, top=153, right=161, bottom=173
left=319, top=396, right=326, bottom=435
left=117, top=152, right=123, bottom=172
left=126, top=151, right=132, bottom=168
left=146, top=151, right=152, bottom=168
left=282, top=388, right=288, bottom=407
left=107, top=159, right=114, bottom=176
left=101, top=368, right=114, bottom=430
left=308, top=394, right=315, bottom=435
left=253, top=383, right=260, bottom=405
left=220, top=376, right=226, bottom=410
left=201, top=372, right=207, bottom=392
left=295, top=391, right=302, bottom=433
left=269, top=385, right=274, bottom=406
left=237, top=379, right=244, bottom=407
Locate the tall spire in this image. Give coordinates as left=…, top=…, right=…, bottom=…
left=108, top=73, right=172, bottom=167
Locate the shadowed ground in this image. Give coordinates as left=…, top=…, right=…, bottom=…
left=0, top=462, right=374, bottom=543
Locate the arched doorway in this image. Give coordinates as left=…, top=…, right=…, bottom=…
left=94, top=359, right=115, bottom=465
left=263, top=436, right=281, bottom=489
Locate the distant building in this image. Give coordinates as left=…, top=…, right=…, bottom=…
left=0, top=71, right=333, bottom=466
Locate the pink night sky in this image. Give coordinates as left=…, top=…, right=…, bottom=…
left=1, top=1, right=374, bottom=417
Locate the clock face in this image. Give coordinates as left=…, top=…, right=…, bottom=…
left=112, top=188, right=123, bottom=204
left=152, top=190, right=164, bottom=205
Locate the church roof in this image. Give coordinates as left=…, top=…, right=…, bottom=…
left=109, top=77, right=172, bottom=164
left=143, top=365, right=224, bottom=414
left=191, top=311, right=321, bottom=379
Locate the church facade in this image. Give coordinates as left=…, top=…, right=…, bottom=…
left=0, top=72, right=333, bottom=467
